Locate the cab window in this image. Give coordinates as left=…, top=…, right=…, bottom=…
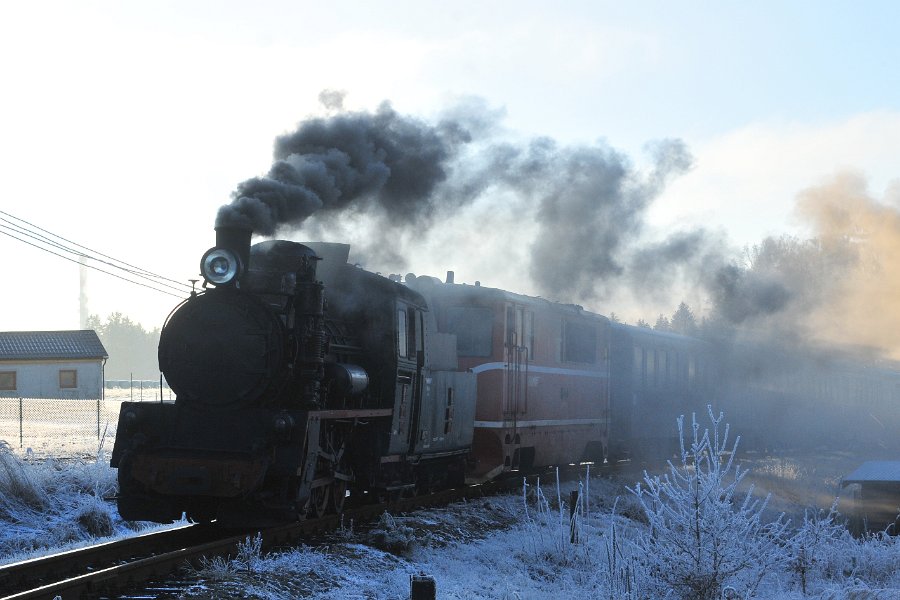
left=446, top=306, right=493, bottom=357
left=563, top=320, right=596, bottom=364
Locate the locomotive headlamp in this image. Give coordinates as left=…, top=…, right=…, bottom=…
left=201, top=247, right=241, bottom=286
left=272, top=413, right=295, bottom=438
left=122, top=409, right=139, bottom=431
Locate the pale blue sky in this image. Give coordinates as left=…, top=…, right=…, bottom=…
left=1, top=1, right=898, bottom=329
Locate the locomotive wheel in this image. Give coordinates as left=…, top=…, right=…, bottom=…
left=331, top=479, right=348, bottom=513
left=309, top=485, right=331, bottom=519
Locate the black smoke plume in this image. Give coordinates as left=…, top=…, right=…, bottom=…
left=218, top=97, right=767, bottom=319
left=217, top=102, right=475, bottom=235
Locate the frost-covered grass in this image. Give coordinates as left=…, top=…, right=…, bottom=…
left=0, top=439, right=171, bottom=563
left=185, top=411, right=900, bottom=599
left=179, top=474, right=900, bottom=599
left=2, top=409, right=900, bottom=598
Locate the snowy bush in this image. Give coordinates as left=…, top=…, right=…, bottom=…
left=788, top=502, right=848, bottom=593
left=0, top=440, right=50, bottom=513
left=628, top=407, right=791, bottom=599
left=366, top=511, right=418, bottom=555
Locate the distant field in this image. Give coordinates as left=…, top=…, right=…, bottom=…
left=0, top=388, right=172, bottom=459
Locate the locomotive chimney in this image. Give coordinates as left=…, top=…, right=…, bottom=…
left=215, top=224, right=252, bottom=279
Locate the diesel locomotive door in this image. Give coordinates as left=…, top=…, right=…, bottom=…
left=504, top=304, right=532, bottom=422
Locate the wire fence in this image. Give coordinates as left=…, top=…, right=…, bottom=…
left=0, top=381, right=172, bottom=458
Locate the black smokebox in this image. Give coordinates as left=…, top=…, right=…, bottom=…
left=215, top=224, right=252, bottom=279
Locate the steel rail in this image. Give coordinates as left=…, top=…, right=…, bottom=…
left=0, top=523, right=237, bottom=599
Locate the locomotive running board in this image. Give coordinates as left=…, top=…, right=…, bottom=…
left=310, top=408, right=393, bottom=419
left=466, top=464, right=506, bottom=484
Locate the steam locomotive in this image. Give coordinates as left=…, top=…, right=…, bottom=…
left=110, top=226, right=900, bottom=526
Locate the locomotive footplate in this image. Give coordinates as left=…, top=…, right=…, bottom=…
left=130, top=450, right=269, bottom=498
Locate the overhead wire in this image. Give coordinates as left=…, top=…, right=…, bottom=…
left=0, top=210, right=193, bottom=298
left=0, top=210, right=193, bottom=290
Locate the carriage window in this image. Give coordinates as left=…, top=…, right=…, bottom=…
left=563, top=320, right=596, bottom=364
left=524, top=311, right=534, bottom=356
left=632, top=346, right=641, bottom=385
left=0, top=371, right=16, bottom=391
left=59, top=369, right=77, bottom=389
left=446, top=306, right=493, bottom=357
left=647, top=350, right=657, bottom=387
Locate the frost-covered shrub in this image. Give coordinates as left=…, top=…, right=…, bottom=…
left=837, top=531, right=900, bottom=589
left=520, top=469, right=596, bottom=573
left=366, top=511, right=417, bottom=555
left=602, top=499, right=647, bottom=600
left=788, top=502, right=847, bottom=593
left=0, top=441, right=50, bottom=514
left=628, top=408, right=790, bottom=600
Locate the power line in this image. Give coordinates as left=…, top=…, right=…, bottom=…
left=0, top=212, right=191, bottom=298
left=0, top=221, right=191, bottom=296
left=4, top=210, right=192, bottom=286
left=0, top=210, right=193, bottom=291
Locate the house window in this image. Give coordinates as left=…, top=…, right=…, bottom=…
left=59, top=369, right=77, bottom=389
left=0, top=371, right=16, bottom=391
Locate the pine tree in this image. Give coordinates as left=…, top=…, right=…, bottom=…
left=87, top=313, right=161, bottom=380
left=654, top=314, right=671, bottom=331
left=671, top=302, right=698, bottom=336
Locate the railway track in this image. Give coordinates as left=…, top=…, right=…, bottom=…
left=0, top=479, right=518, bottom=600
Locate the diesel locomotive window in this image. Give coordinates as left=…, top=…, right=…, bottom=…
left=446, top=306, right=493, bottom=357
left=0, top=371, right=15, bottom=391
left=562, top=320, right=596, bottom=364
left=59, top=369, right=77, bottom=389
left=518, top=308, right=534, bottom=357
left=505, top=306, right=534, bottom=356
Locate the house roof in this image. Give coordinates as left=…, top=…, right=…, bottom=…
left=842, top=461, right=900, bottom=485
left=0, top=330, right=108, bottom=361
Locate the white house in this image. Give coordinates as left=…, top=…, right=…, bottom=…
left=0, top=330, right=108, bottom=399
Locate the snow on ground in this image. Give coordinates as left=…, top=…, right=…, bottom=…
left=180, top=473, right=900, bottom=599
left=1, top=408, right=899, bottom=599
